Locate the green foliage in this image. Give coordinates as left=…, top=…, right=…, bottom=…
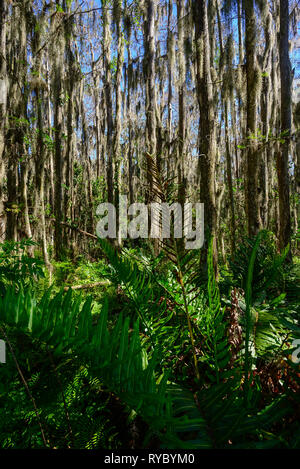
left=0, top=349, right=123, bottom=449
left=0, top=286, right=211, bottom=448
left=229, top=230, right=290, bottom=301
left=0, top=239, right=44, bottom=295
left=0, top=235, right=299, bottom=448
left=200, top=239, right=231, bottom=384
left=97, top=235, right=300, bottom=447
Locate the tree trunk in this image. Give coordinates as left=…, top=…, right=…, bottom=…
left=0, top=0, right=8, bottom=241
left=193, top=0, right=218, bottom=269
left=276, top=0, right=292, bottom=259
left=244, top=0, right=261, bottom=237
left=52, top=7, right=65, bottom=260
left=176, top=0, right=186, bottom=209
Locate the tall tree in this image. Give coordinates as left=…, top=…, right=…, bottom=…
left=0, top=0, right=8, bottom=241
left=103, top=6, right=114, bottom=206
left=144, top=0, right=157, bottom=184
left=192, top=0, right=217, bottom=268
left=276, top=0, right=292, bottom=258
left=52, top=3, right=66, bottom=259
left=5, top=1, right=28, bottom=241
left=113, top=0, right=124, bottom=243
left=244, top=0, right=261, bottom=236
left=176, top=0, right=186, bottom=208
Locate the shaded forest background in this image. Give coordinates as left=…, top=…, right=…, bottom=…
left=0, top=0, right=299, bottom=263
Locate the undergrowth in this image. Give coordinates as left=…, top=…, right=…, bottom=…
left=0, top=234, right=299, bottom=448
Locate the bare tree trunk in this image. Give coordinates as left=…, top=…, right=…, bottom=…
left=52, top=8, right=65, bottom=259
left=224, top=101, right=236, bottom=255
left=91, top=46, right=102, bottom=180
left=113, top=0, right=124, bottom=244
left=244, top=0, right=261, bottom=237
left=0, top=0, right=8, bottom=241
left=6, top=1, right=28, bottom=241
left=31, top=13, right=49, bottom=264
left=20, top=160, right=32, bottom=240
left=193, top=0, right=218, bottom=269
left=276, top=0, right=292, bottom=259
left=126, top=42, right=134, bottom=206
left=176, top=0, right=186, bottom=208
left=144, top=0, right=157, bottom=181
left=144, top=0, right=158, bottom=252
left=103, top=7, right=114, bottom=205
left=166, top=0, right=173, bottom=181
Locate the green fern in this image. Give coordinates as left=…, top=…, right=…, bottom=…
left=0, top=286, right=212, bottom=448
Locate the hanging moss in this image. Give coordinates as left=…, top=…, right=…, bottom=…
left=167, top=30, right=175, bottom=71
